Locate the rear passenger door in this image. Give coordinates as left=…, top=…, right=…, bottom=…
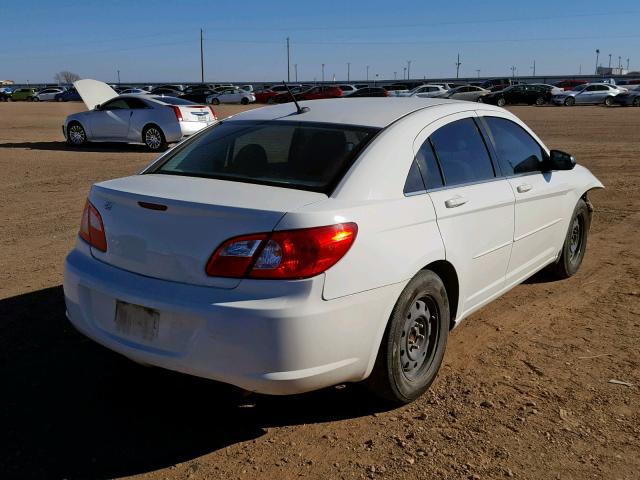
left=416, top=114, right=515, bottom=314
left=480, top=115, right=572, bottom=285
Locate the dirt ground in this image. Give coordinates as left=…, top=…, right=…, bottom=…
left=0, top=101, right=638, bottom=480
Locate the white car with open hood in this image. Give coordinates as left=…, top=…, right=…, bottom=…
left=64, top=98, right=603, bottom=404
left=63, top=79, right=218, bottom=151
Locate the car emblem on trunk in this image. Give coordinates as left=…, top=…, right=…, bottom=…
left=104, top=201, right=113, bottom=211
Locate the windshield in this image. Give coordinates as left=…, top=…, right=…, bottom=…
left=151, top=120, right=380, bottom=193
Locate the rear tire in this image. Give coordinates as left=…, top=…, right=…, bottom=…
left=604, top=96, right=614, bottom=106
left=497, top=97, right=506, bottom=107
left=211, top=98, right=220, bottom=105
left=535, top=96, right=545, bottom=106
left=476, top=96, right=484, bottom=103
left=240, top=97, right=249, bottom=105
left=33, top=96, right=40, bottom=102
left=549, top=199, right=590, bottom=279
left=634, top=97, right=640, bottom=107
left=142, top=125, right=167, bottom=152
left=66, top=122, right=87, bottom=146
left=365, top=270, right=449, bottom=405
left=27, top=96, right=34, bottom=102
left=564, top=97, right=575, bottom=106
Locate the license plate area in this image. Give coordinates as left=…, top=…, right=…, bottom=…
left=114, top=300, right=160, bottom=342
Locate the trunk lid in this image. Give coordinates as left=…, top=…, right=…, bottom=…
left=74, top=79, right=118, bottom=110
left=177, top=104, right=214, bottom=123
left=88, top=174, right=327, bottom=288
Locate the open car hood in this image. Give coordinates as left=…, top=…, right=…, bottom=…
left=74, top=79, right=118, bottom=110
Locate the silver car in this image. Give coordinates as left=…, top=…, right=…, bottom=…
left=398, top=84, right=448, bottom=98
left=64, top=79, right=217, bottom=151
left=34, top=87, right=66, bottom=101
left=552, top=83, right=623, bottom=106
left=440, top=85, right=490, bottom=102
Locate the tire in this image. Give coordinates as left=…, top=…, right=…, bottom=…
left=365, top=270, right=450, bottom=405
left=211, top=98, right=220, bottom=105
left=142, top=125, right=167, bottom=152
left=497, top=97, right=506, bottom=107
left=66, top=122, right=87, bottom=146
left=33, top=96, right=40, bottom=102
left=604, top=96, right=614, bottom=106
left=633, top=97, right=640, bottom=107
left=27, top=96, right=34, bottom=102
left=476, top=96, right=484, bottom=103
left=564, top=97, right=575, bottom=106
left=240, top=97, right=249, bottom=105
left=535, top=96, right=545, bottom=106
left=549, top=199, right=590, bottom=279
left=57, top=97, right=63, bottom=102
left=267, top=97, right=276, bottom=104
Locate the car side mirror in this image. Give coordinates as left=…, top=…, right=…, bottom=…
left=545, top=150, right=576, bottom=171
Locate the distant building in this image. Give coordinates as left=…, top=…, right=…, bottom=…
left=1, top=80, right=15, bottom=85
left=596, top=67, right=628, bottom=76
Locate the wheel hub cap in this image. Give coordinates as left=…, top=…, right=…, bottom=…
left=146, top=129, right=161, bottom=149
left=400, top=298, right=438, bottom=380
left=69, top=126, right=84, bottom=144
left=569, top=217, right=582, bottom=261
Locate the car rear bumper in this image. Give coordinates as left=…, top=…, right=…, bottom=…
left=178, top=120, right=214, bottom=138
left=63, top=245, right=402, bottom=394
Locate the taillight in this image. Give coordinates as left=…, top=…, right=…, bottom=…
left=384, top=90, right=390, bottom=96
left=206, top=223, right=357, bottom=280
left=79, top=199, right=107, bottom=252
left=208, top=106, right=217, bottom=119
left=171, top=105, right=183, bottom=121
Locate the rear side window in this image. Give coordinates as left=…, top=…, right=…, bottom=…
left=415, top=140, right=443, bottom=190
left=429, top=118, right=495, bottom=186
left=483, top=117, right=545, bottom=175
left=153, top=120, right=379, bottom=193
left=154, top=97, right=197, bottom=105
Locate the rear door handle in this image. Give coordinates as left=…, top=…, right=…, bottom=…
left=517, top=183, right=533, bottom=193
left=444, top=195, right=468, bottom=208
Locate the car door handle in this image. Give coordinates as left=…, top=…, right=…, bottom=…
left=516, top=183, right=533, bottom=193
left=444, top=195, right=468, bottom=208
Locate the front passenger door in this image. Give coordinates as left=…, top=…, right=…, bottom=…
left=422, top=115, right=515, bottom=315
left=89, top=98, right=132, bottom=139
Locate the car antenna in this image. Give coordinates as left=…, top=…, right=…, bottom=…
left=283, top=81, right=309, bottom=114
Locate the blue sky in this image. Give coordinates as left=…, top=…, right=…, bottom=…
left=1, top=0, right=639, bottom=83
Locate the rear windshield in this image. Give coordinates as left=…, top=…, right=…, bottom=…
left=151, top=120, right=380, bottom=192
left=153, top=96, right=198, bottom=105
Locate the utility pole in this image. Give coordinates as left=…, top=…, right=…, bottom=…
left=294, top=64, right=298, bottom=82
left=531, top=60, right=536, bottom=77
left=117, top=69, right=120, bottom=84
left=347, top=62, right=350, bottom=82
left=579, top=64, right=582, bottom=74
left=366, top=65, right=370, bottom=81
left=200, top=29, right=204, bottom=83
left=608, top=53, right=612, bottom=68
left=286, top=37, right=291, bottom=82
left=595, top=49, right=600, bottom=74
left=476, top=69, right=480, bottom=78
left=510, top=65, right=516, bottom=78
left=407, top=60, right=412, bottom=80
left=403, top=67, right=407, bottom=79
left=618, top=56, right=622, bottom=69
left=321, top=63, right=325, bottom=82
left=627, top=58, right=630, bottom=71
left=455, top=53, right=461, bottom=79
left=394, top=71, right=397, bottom=80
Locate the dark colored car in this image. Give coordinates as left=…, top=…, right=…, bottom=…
left=347, top=87, right=389, bottom=97
left=480, top=84, right=552, bottom=106
left=181, top=87, right=216, bottom=103
left=612, top=88, right=640, bottom=106
left=383, top=83, right=410, bottom=93
left=150, top=87, right=184, bottom=97
left=554, top=79, right=587, bottom=91
left=0, top=91, right=10, bottom=101
left=480, top=78, right=515, bottom=90
left=54, top=88, right=81, bottom=102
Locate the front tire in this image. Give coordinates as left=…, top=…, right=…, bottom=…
left=550, top=199, right=590, bottom=279
left=564, top=97, right=575, bottom=106
left=366, top=270, right=450, bottom=405
left=476, top=96, right=484, bottom=103
left=535, top=96, right=545, bottom=106
left=604, top=96, right=614, bottom=106
left=240, top=97, right=249, bottom=105
left=497, top=97, right=506, bottom=107
left=143, top=125, right=167, bottom=152
left=211, top=98, right=220, bottom=105
left=66, top=122, right=87, bottom=146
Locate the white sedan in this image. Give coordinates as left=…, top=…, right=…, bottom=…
left=397, top=84, right=449, bottom=98
left=34, top=87, right=66, bottom=101
left=63, top=79, right=217, bottom=151
left=206, top=88, right=256, bottom=105
left=63, top=98, right=602, bottom=404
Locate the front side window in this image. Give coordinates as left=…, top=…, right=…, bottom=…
left=483, top=117, right=545, bottom=175
left=153, top=120, right=379, bottom=193
left=429, top=118, right=495, bottom=187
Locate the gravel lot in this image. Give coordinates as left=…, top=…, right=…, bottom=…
left=0, top=101, right=638, bottom=480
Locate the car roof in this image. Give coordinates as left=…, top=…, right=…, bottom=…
left=226, top=98, right=472, bottom=128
